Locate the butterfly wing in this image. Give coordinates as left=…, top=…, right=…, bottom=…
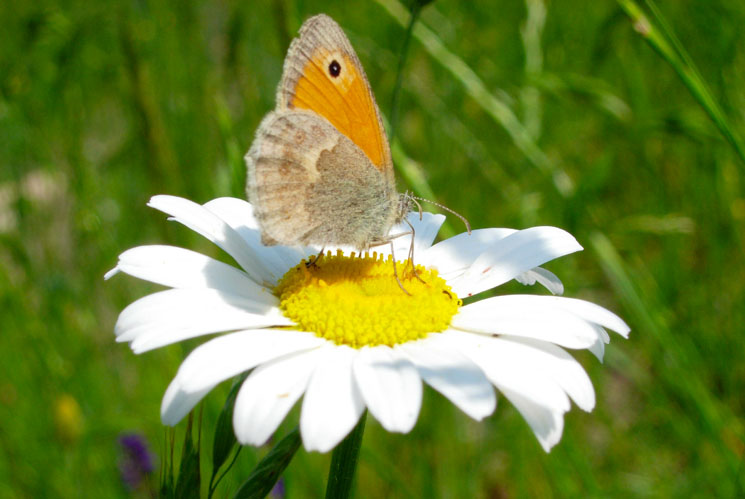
left=277, top=14, right=393, bottom=178
left=246, top=110, right=399, bottom=249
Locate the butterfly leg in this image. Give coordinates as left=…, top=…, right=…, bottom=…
left=306, top=246, right=326, bottom=268
left=387, top=240, right=411, bottom=296
left=402, top=217, right=426, bottom=284
left=369, top=224, right=427, bottom=294
left=368, top=232, right=413, bottom=294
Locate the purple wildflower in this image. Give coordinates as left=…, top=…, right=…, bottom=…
left=118, top=432, right=155, bottom=490
left=271, top=478, right=285, bottom=498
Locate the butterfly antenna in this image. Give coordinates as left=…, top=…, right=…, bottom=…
left=411, top=196, right=471, bottom=234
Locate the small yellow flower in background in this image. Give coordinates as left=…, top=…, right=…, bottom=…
left=107, top=195, right=629, bottom=453
left=54, top=393, right=83, bottom=444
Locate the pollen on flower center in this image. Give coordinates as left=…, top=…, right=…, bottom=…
left=274, top=250, right=461, bottom=347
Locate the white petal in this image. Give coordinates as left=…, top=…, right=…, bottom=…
left=233, top=349, right=322, bottom=446
left=584, top=322, right=610, bottom=361
left=420, top=228, right=517, bottom=280
left=596, top=323, right=611, bottom=343
left=161, top=377, right=217, bottom=425
left=447, top=331, right=595, bottom=448
left=515, top=267, right=564, bottom=295
left=450, top=227, right=583, bottom=298
left=203, top=198, right=312, bottom=285
left=398, top=336, right=496, bottom=420
left=174, top=330, right=325, bottom=393
left=111, top=245, right=268, bottom=298
left=452, top=295, right=602, bottom=349
left=460, top=295, right=629, bottom=342
left=115, top=289, right=289, bottom=353
left=441, top=331, right=571, bottom=414
left=352, top=346, right=422, bottom=433
left=104, top=267, right=120, bottom=280
left=201, top=197, right=260, bottom=230
left=544, top=296, right=630, bottom=338
left=147, top=195, right=272, bottom=285
left=506, top=337, right=595, bottom=411
left=588, top=334, right=606, bottom=362
left=500, top=386, right=564, bottom=452
left=300, top=346, right=365, bottom=453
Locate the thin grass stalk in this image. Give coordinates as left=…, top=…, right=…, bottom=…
left=520, top=0, right=546, bottom=140
left=388, top=2, right=424, bottom=145
left=617, top=0, right=745, bottom=166
left=375, top=0, right=574, bottom=197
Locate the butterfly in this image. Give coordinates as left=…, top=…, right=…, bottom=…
left=245, top=14, right=411, bottom=252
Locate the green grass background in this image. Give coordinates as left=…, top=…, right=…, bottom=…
left=2, top=0, right=744, bottom=496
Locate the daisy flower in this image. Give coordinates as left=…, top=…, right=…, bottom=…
left=107, top=195, right=629, bottom=453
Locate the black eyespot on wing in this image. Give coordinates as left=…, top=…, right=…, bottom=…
left=328, top=60, right=341, bottom=78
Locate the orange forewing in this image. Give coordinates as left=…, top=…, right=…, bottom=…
left=289, top=51, right=388, bottom=171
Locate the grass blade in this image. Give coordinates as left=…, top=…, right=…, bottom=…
left=375, top=0, right=574, bottom=197
left=617, top=0, right=745, bottom=165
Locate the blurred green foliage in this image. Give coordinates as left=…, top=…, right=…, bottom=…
left=1, top=0, right=744, bottom=496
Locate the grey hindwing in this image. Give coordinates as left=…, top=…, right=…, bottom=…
left=246, top=110, right=397, bottom=249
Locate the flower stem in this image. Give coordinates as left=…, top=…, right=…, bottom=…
left=324, top=412, right=367, bottom=499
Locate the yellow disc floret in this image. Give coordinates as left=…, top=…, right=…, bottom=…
left=275, top=250, right=461, bottom=347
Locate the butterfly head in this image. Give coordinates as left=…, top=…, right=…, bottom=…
left=397, top=191, right=415, bottom=224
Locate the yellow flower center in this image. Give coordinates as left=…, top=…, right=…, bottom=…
left=275, top=250, right=461, bottom=347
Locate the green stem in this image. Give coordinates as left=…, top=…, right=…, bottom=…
left=233, top=428, right=301, bottom=499
left=208, top=446, right=242, bottom=499
left=324, top=412, right=367, bottom=499
left=388, top=3, right=423, bottom=145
